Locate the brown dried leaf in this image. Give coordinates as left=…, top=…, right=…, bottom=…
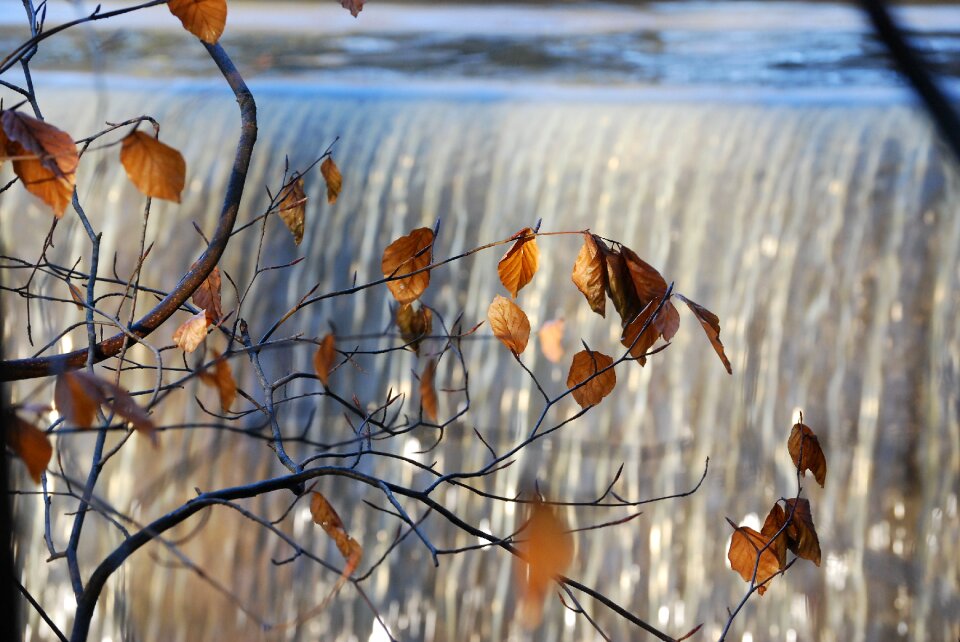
left=199, top=351, right=236, bottom=412
left=119, top=131, right=186, bottom=202
left=396, top=303, right=432, bottom=354
left=761, top=502, right=789, bottom=570
left=677, top=294, right=732, bottom=374
left=620, top=246, right=669, bottom=304
left=67, top=282, right=85, bottom=309
left=600, top=244, right=641, bottom=326
left=487, top=295, right=530, bottom=355
left=420, top=358, right=439, bottom=422
left=321, top=156, right=342, bottom=204
left=566, top=349, right=616, bottom=408
left=341, top=0, right=365, bottom=17
left=313, top=333, right=336, bottom=387
left=192, top=265, right=222, bottom=324
left=1, top=110, right=78, bottom=178
left=571, top=233, right=606, bottom=317
left=311, top=491, right=363, bottom=583
left=783, top=498, right=821, bottom=566
left=620, top=301, right=660, bottom=365
left=167, top=0, right=227, bottom=43
left=381, top=227, right=434, bottom=304
left=173, top=309, right=209, bottom=353
left=275, top=176, right=306, bottom=245
left=104, top=381, right=157, bottom=443
left=54, top=371, right=103, bottom=428
left=310, top=491, right=345, bottom=532
left=788, top=422, right=827, bottom=487
left=498, top=227, right=539, bottom=298
left=514, top=499, right=574, bottom=629
left=6, top=414, right=52, bottom=484
left=726, top=518, right=781, bottom=595
left=538, top=319, right=565, bottom=364
left=5, top=139, right=75, bottom=217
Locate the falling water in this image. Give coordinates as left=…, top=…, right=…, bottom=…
left=3, top=79, right=960, bottom=641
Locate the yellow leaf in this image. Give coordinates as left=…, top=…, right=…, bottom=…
left=514, top=499, right=573, bottom=629
left=566, top=349, right=616, bottom=408
left=321, top=157, right=342, bottom=204
left=537, top=319, right=565, bottom=364
left=173, top=309, right=209, bottom=353
left=276, top=176, right=306, bottom=246
left=5, top=413, right=52, bottom=484
left=167, top=0, right=227, bottom=44
left=313, top=333, right=336, bottom=387
left=487, top=295, right=530, bottom=355
left=788, top=422, right=827, bottom=487
left=497, top=227, right=539, bottom=298
left=381, top=227, right=434, bottom=304
left=571, top=233, right=606, bottom=317
left=120, top=131, right=186, bottom=202
left=420, top=358, right=439, bottom=422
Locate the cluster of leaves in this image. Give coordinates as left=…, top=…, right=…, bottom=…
left=726, top=415, right=827, bottom=595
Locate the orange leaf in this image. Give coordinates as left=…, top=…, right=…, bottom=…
left=340, top=0, right=365, bottom=17
left=1, top=110, right=78, bottom=178
left=537, top=319, right=565, bottom=364
left=676, top=294, right=732, bottom=374
left=514, top=499, right=573, bottom=629
left=173, top=309, right=210, bottom=353
left=566, top=349, right=616, bottom=408
left=167, top=0, right=227, bottom=44
left=420, top=358, right=439, bottom=422
left=788, top=422, right=827, bottom=487
left=5, top=413, right=52, bottom=484
left=119, top=131, right=186, bottom=202
left=726, top=518, right=781, bottom=595
left=497, top=227, right=539, bottom=298
left=761, top=502, right=789, bottom=570
left=487, top=295, right=530, bottom=355
left=67, top=282, right=85, bottom=309
left=571, top=233, right=606, bottom=317
left=783, top=498, right=821, bottom=566
left=311, top=491, right=363, bottom=576
left=321, top=157, right=342, bottom=204
left=396, top=303, right=432, bottom=354
left=276, top=176, right=306, bottom=246
left=381, top=227, right=434, bottom=304
left=54, top=371, right=103, bottom=428
left=313, top=333, right=336, bottom=387
left=199, top=351, right=236, bottom=412
left=191, top=265, right=222, bottom=324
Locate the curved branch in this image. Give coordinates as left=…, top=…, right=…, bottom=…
left=0, top=43, right=257, bottom=381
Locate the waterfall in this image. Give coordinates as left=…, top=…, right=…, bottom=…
left=3, top=79, right=959, bottom=641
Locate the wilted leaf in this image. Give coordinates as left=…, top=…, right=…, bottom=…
left=498, top=227, right=539, bottom=298
left=538, top=319, right=565, bottom=364
left=311, top=491, right=363, bottom=581
left=620, top=246, right=668, bottom=304
left=788, top=422, right=827, bottom=487
left=396, top=303, right=432, bottom=354
left=783, top=498, right=821, bottom=566
left=1, top=110, right=78, bottom=178
left=198, top=350, right=236, bottom=412
left=173, top=309, right=209, bottom=353
left=676, top=294, right=732, bottom=374
left=67, top=282, right=85, bottom=309
left=313, top=333, right=336, bottom=387
left=192, top=265, right=222, bottom=323
left=321, top=157, right=342, bottom=204
left=514, top=499, right=574, bottom=629
left=105, top=382, right=156, bottom=442
left=276, top=177, right=306, bottom=245
left=571, top=233, right=606, bottom=317
left=600, top=244, right=641, bottom=326
left=487, top=295, right=530, bottom=355
left=167, top=0, right=227, bottom=43
left=5, top=414, right=52, bottom=484
left=620, top=301, right=660, bottom=365
left=119, top=131, right=186, bottom=202
left=310, top=491, right=345, bottom=532
left=761, top=502, right=788, bottom=570
left=566, top=349, right=616, bottom=408
left=381, top=227, right=434, bottom=304
left=420, top=358, right=439, bottom=422
left=726, top=518, right=781, bottom=595
left=340, top=0, right=365, bottom=17
left=54, top=371, right=103, bottom=428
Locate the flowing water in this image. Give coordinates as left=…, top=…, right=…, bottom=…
left=3, top=3, right=960, bottom=642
